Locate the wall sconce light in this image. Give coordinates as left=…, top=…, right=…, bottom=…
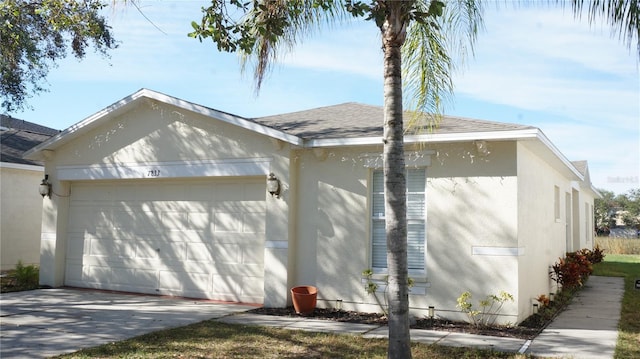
left=39, top=174, right=52, bottom=198
left=428, top=306, right=435, bottom=319
left=266, top=173, right=280, bottom=198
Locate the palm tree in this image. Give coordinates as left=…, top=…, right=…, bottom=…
left=189, top=1, right=639, bottom=357
left=192, top=2, right=480, bottom=357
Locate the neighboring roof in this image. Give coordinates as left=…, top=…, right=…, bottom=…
left=1, top=115, right=59, bottom=166
left=571, top=160, right=588, bottom=177
left=253, top=103, right=534, bottom=140
left=1, top=115, right=60, bottom=136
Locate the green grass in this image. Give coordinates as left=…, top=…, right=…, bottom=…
left=592, top=254, right=640, bottom=359
left=56, top=320, right=531, bottom=359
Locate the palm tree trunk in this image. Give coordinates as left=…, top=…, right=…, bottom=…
left=381, top=3, right=411, bottom=358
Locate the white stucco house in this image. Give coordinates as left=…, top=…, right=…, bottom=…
left=24, top=89, right=599, bottom=324
left=1, top=115, right=59, bottom=270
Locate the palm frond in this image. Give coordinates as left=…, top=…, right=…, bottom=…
left=240, top=0, right=348, bottom=90
left=402, top=0, right=484, bottom=132
left=570, top=0, right=640, bottom=56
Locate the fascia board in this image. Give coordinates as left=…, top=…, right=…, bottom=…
left=23, top=89, right=151, bottom=161
left=0, top=162, right=44, bottom=172
left=306, top=129, right=540, bottom=148
left=145, top=90, right=303, bottom=146
left=533, top=129, right=584, bottom=181
left=24, top=89, right=302, bottom=161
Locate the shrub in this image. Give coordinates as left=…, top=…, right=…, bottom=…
left=579, top=245, right=605, bottom=264
left=14, top=261, right=39, bottom=289
left=550, top=247, right=603, bottom=290
left=456, top=290, right=514, bottom=328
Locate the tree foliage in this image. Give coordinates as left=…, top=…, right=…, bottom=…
left=595, top=188, right=640, bottom=228
left=0, top=0, right=117, bottom=112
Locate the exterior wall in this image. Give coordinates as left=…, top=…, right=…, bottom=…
left=516, top=141, right=580, bottom=321
left=291, top=141, right=520, bottom=325
left=37, top=99, right=293, bottom=307
left=291, top=146, right=373, bottom=309
left=424, top=141, right=519, bottom=324
left=0, top=163, right=44, bottom=270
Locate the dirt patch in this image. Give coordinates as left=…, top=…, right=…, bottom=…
left=248, top=307, right=541, bottom=339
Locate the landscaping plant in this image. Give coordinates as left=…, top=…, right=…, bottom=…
left=456, top=290, right=514, bottom=328
left=550, top=247, right=605, bottom=290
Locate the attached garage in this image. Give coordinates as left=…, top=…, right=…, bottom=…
left=64, top=178, right=266, bottom=303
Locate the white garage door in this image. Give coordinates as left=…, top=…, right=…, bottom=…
left=64, top=178, right=266, bottom=303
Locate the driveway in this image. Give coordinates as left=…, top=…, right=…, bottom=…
left=0, top=288, right=256, bottom=358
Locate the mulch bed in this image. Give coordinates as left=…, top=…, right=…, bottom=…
left=248, top=307, right=541, bottom=340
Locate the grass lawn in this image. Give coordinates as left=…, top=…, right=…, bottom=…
left=54, top=253, right=640, bottom=359
left=592, top=254, right=640, bottom=359
left=56, top=321, right=530, bottom=359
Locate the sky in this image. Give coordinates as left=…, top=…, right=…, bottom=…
left=10, top=1, right=640, bottom=195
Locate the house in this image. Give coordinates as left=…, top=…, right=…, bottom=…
left=23, top=89, right=599, bottom=324
left=1, top=115, right=59, bottom=270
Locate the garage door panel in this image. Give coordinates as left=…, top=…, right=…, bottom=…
left=111, top=267, right=157, bottom=288
left=90, top=239, right=135, bottom=259
left=185, top=243, right=213, bottom=262
left=66, top=179, right=265, bottom=303
left=242, top=245, right=265, bottom=265
left=213, top=212, right=243, bottom=232
left=66, top=235, right=87, bottom=260
left=243, top=212, right=266, bottom=233
left=186, top=212, right=212, bottom=231
left=159, top=270, right=210, bottom=293
left=160, top=211, right=188, bottom=230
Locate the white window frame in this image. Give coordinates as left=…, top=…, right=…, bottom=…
left=370, top=168, right=427, bottom=277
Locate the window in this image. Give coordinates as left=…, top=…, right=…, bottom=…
left=371, top=169, right=426, bottom=272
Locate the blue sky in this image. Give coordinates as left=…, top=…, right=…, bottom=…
left=11, top=1, right=639, bottom=195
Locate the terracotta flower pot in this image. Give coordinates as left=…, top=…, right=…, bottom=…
left=291, top=285, right=317, bottom=315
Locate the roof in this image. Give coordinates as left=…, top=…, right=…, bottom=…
left=571, top=160, right=588, bottom=177
left=22, top=89, right=586, bottom=183
left=1, top=115, right=59, bottom=166
left=253, top=103, right=534, bottom=140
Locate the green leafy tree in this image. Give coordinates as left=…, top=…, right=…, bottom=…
left=595, top=188, right=617, bottom=228
left=0, top=0, right=117, bottom=112
left=188, top=1, right=638, bottom=357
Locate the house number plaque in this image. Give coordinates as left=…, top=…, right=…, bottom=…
left=146, top=169, right=161, bottom=177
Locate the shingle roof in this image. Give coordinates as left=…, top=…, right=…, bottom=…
left=252, top=102, right=534, bottom=140
left=1, top=114, right=60, bottom=136
left=571, top=160, right=588, bottom=176
left=1, top=115, right=59, bottom=165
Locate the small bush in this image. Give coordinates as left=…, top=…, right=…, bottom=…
left=14, top=261, right=39, bottom=288
left=550, top=247, right=604, bottom=290
left=456, top=290, right=514, bottom=328
left=1, top=261, right=40, bottom=293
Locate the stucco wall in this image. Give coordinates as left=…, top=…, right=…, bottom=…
left=1, top=164, right=44, bottom=270
left=424, top=141, right=519, bottom=323
left=291, top=141, right=521, bottom=324
left=515, top=141, right=595, bottom=320
left=37, top=99, right=294, bottom=308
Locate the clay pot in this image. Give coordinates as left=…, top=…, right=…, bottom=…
left=291, top=286, right=317, bottom=315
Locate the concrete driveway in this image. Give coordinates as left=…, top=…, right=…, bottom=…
left=0, top=288, right=256, bottom=358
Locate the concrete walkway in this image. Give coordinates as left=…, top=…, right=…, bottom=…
left=528, top=275, right=624, bottom=358
left=0, top=276, right=624, bottom=358
left=0, top=289, right=257, bottom=358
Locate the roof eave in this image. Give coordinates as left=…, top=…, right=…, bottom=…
left=24, top=89, right=302, bottom=161
left=306, top=128, right=540, bottom=148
